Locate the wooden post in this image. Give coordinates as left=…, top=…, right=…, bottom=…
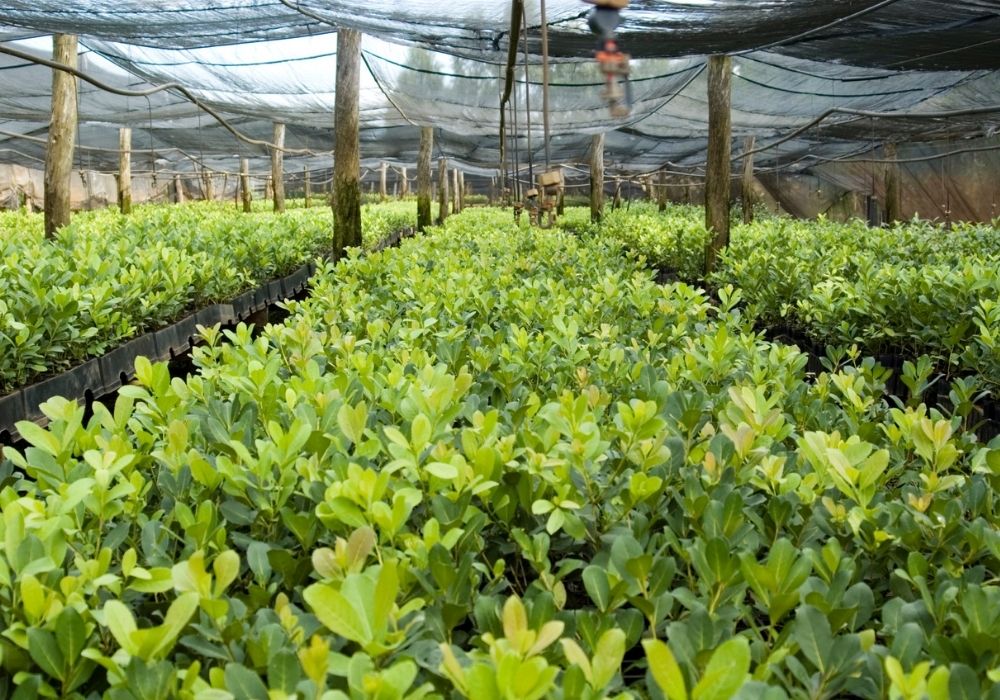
left=304, top=167, right=311, bottom=208
left=265, top=176, right=273, bottom=202
left=44, top=34, right=78, bottom=238
left=174, top=174, right=185, bottom=204
left=884, top=143, right=902, bottom=225
left=333, top=27, right=363, bottom=255
left=400, top=166, right=409, bottom=199
left=438, top=157, right=450, bottom=224
left=118, top=127, right=132, bottom=215
left=459, top=170, right=466, bottom=209
left=590, top=133, right=604, bottom=223
left=612, top=177, right=622, bottom=210
left=452, top=167, right=461, bottom=213
left=379, top=161, right=388, bottom=201
left=202, top=171, right=215, bottom=201
left=271, top=122, right=285, bottom=212
left=417, top=128, right=433, bottom=231
left=240, top=158, right=252, bottom=213
left=742, top=135, right=756, bottom=224
left=704, top=54, right=733, bottom=275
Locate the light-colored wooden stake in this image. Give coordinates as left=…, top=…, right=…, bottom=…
left=379, top=161, right=388, bottom=201
left=438, top=157, right=449, bottom=224
left=44, top=34, right=78, bottom=238
left=452, top=167, right=461, bottom=213
left=271, top=122, right=285, bottom=212
left=590, top=133, right=604, bottom=223
left=174, top=174, right=185, bottom=203
left=240, top=158, right=252, bottom=213
left=400, top=166, right=409, bottom=198
left=704, top=54, right=733, bottom=275
left=304, top=167, right=311, bottom=208
left=118, top=127, right=132, bottom=215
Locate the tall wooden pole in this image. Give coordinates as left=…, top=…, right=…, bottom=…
left=174, top=174, right=185, bottom=204
left=884, top=143, right=902, bottom=225
left=118, top=127, right=132, bottom=215
left=438, top=157, right=450, bottom=224
left=657, top=170, right=667, bottom=213
left=379, top=161, right=388, bottom=201
left=44, top=34, right=78, bottom=238
left=417, top=128, right=433, bottom=231
left=742, top=135, right=756, bottom=224
left=400, top=166, right=409, bottom=199
left=590, top=133, right=605, bottom=223
left=459, top=170, right=466, bottom=209
left=704, top=54, right=733, bottom=275
left=202, top=171, right=215, bottom=201
left=304, top=167, right=311, bottom=208
left=333, top=28, right=363, bottom=255
left=452, top=167, right=461, bottom=213
left=240, top=158, right=252, bottom=213
left=271, top=122, right=285, bottom=212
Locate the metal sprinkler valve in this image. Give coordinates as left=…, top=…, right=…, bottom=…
left=585, top=0, right=632, bottom=118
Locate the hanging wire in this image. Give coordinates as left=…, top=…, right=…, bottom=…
left=520, top=2, right=534, bottom=189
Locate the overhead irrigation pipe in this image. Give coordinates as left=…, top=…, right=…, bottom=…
left=735, top=0, right=907, bottom=55
left=0, top=42, right=329, bottom=157
left=729, top=104, right=1000, bottom=164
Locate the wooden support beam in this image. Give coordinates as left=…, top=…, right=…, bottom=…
left=658, top=170, right=668, bottom=213
left=304, top=167, right=311, bottom=208
left=417, top=128, right=432, bottom=231
left=174, top=174, right=185, bottom=204
left=438, top=157, right=450, bottom=224
left=452, top=167, right=461, bottom=213
left=590, top=133, right=604, bottom=223
left=203, top=172, right=215, bottom=201
left=884, top=143, right=902, bottom=225
left=704, top=54, right=733, bottom=275
left=240, top=158, right=252, bottom=213
left=271, top=122, right=285, bottom=212
left=333, top=27, right=363, bottom=256
left=117, top=127, right=132, bottom=215
left=400, top=166, right=409, bottom=199
left=742, top=135, right=756, bottom=224
left=44, top=34, right=78, bottom=238
left=458, top=170, right=466, bottom=210
left=612, top=177, right=622, bottom=210
left=379, top=161, right=388, bottom=201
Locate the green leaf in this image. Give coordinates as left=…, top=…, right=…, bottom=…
left=692, top=637, right=750, bottom=700
left=267, top=650, right=302, bottom=694
left=949, top=664, right=980, bottom=700
left=27, top=628, right=65, bottom=681
left=592, top=628, right=625, bottom=690
left=425, top=461, right=458, bottom=479
left=55, top=606, right=87, bottom=663
left=793, top=606, right=833, bottom=673
left=104, top=600, right=139, bottom=656
left=304, top=582, right=371, bottom=645
left=247, top=542, right=272, bottom=583
left=643, top=639, right=687, bottom=700
left=212, top=550, right=241, bottom=596
left=224, top=663, right=269, bottom=700
left=583, top=566, right=611, bottom=612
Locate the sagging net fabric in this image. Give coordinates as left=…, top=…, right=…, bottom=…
left=0, top=0, right=998, bottom=217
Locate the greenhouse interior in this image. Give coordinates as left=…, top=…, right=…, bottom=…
left=1, top=1, right=999, bottom=698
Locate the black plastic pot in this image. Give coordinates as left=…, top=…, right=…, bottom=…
left=231, top=291, right=255, bottom=321
left=0, top=390, right=25, bottom=436
left=252, top=285, right=270, bottom=312
left=22, top=358, right=103, bottom=422
left=267, top=278, right=284, bottom=303
left=100, top=333, right=157, bottom=390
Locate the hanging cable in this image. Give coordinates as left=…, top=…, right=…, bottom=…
left=521, top=2, right=535, bottom=189
left=539, top=0, right=551, bottom=170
